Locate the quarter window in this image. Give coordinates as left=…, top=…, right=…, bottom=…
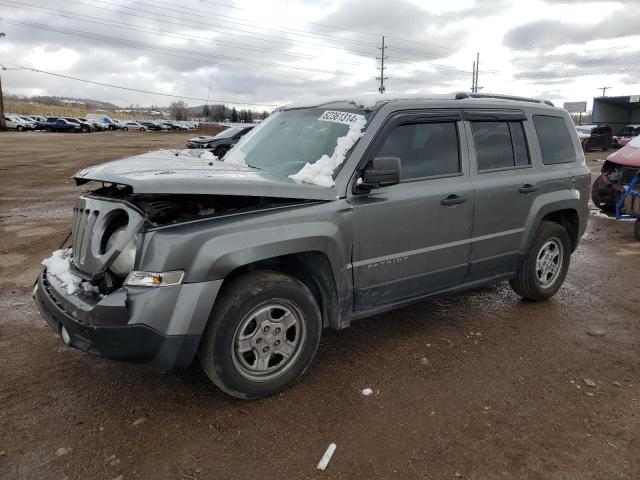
left=376, top=122, right=460, bottom=180
left=471, top=121, right=530, bottom=171
left=533, top=115, right=576, bottom=165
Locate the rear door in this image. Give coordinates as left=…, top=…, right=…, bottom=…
left=350, top=110, right=474, bottom=310
left=464, top=109, right=541, bottom=281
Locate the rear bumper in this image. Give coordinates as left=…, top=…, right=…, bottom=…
left=33, top=270, right=222, bottom=371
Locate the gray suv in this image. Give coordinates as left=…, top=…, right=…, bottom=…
left=34, top=93, right=590, bottom=399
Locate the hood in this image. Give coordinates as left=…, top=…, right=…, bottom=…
left=607, top=136, right=640, bottom=167
left=188, top=136, right=221, bottom=144
left=73, top=149, right=337, bottom=201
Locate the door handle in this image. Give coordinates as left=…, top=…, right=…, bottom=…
left=440, top=194, right=468, bottom=206
left=519, top=183, right=538, bottom=194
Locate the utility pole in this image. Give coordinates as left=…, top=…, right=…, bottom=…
left=598, top=86, right=611, bottom=97
left=474, top=52, right=480, bottom=93
left=0, top=33, right=6, bottom=132
left=471, top=60, right=476, bottom=93
left=376, top=35, right=388, bottom=94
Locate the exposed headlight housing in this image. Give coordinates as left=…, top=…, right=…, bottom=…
left=124, top=270, right=184, bottom=287
left=105, top=226, right=137, bottom=276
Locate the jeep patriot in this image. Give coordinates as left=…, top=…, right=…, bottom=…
left=34, top=93, right=590, bottom=399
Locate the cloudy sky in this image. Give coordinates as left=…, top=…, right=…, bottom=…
left=1, top=0, right=639, bottom=111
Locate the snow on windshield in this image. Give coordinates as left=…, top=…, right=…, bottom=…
left=288, top=113, right=367, bottom=187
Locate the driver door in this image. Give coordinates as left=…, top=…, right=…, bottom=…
left=349, top=110, right=474, bottom=311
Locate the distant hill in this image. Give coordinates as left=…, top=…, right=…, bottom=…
left=5, top=94, right=121, bottom=111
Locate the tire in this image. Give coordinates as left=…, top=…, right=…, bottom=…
left=199, top=271, right=322, bottom=399
left=635, top=220, right=640, bottom=241
left=214, top=146, right=229, bottom=158
left=140, top=127, right=146, bottom=132
left=82, top=126, right=89, bottom=133
left=46, top=127, right=53, bottom=132
left=509, top=221, right=572, bottom=301
left=591, top=174, right=615, bottom=212
left=123, top=127, right=129, bottom=131
left=582, top=141, right=589, bottom=153
left=603, top=141, right=610, bottom=152
left=16, top=125, right=23, bottom=131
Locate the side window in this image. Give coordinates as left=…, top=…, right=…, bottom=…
left=471, top=121, right=530, bottom=171
left=533, top=115, right=576, bottom=165
left=376, top=122, right=460, bottom=180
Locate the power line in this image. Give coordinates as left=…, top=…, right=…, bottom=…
left=0, top=18, right=365, bottom=78
left=0, top=0, right=368, bottom=67
left=1, top=64, right=282, bottom=107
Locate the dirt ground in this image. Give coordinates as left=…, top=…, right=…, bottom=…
left=1, top=130, right=639, bottom=480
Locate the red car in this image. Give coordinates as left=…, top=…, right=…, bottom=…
left=592, top=135, right=640, bottom=213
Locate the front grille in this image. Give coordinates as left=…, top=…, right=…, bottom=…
left=621, top=167, right=640, bottom=184
left=71, top=206, right=99, bottom=272
left=69, top=196, right=145, bottom=276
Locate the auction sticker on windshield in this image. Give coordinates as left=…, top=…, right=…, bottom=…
left=319, top=110, right=365, bottom=126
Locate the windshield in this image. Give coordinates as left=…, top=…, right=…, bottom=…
left=223, top=108, right=369, bottom=177
left=576, top=127, right=593, bottom=134
left=214, top=126, right=246, bottom=139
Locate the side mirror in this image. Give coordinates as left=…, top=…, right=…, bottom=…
left=358, top=157, right=401, bottom=192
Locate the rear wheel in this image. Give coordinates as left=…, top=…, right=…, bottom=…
left=140, top=127, right=146, bottom=132
left=16, top=125, right=23, bottom=131
left=510, top=221, right=571, bottom=301
left=199, top=271, right=322, bottom=399
left=123, top=126, right=129, bottom=131
left=582, top=141, right=590, bottom=152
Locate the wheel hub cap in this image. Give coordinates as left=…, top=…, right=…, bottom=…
left=233, top=301, right=305, bottom=381
left=535, top=238, right=563, bottom=288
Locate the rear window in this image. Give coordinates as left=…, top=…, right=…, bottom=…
left=471, top=121, right=530, bottom=171
left=533, top=115, right=576, bottom=165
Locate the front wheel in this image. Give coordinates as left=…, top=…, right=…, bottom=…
left=123, top=126, right=129, bottom=131
left=199, top=271, right=322, bottom=399
left=16, top=125, right=24, bottom=131
left=140, top=127, right=145, bottom=131
left=591, top=174, right=615, bottom=212
left=509, top=221, right=571, bottom=301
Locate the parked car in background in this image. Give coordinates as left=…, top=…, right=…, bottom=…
left=64, top=117, right=94, bottom=133
left=186, top=125, right=255, bottom=157
left=4, top=115, right=35, bottom=131
left=86, top=114, right=119, bottom=130
left=139, top=121, right=167, bottom=131
left=612, top=124, right=640, bottom=148
left=120, top=121, right=147, bottom=131
left=19, top=116, right=39, bottom=127
left=42, top=118, right=82, bottom=133
left=575, top=124, right=613, bottom=152
left=34, top=93, right=590, bottom=399
left=79, top=118, right=106, bottom=131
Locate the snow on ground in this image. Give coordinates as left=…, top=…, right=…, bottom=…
left=289, top=115, right=367, bottom=187
left=42, top=249, right=82, bottom=295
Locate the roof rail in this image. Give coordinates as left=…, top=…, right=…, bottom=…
left=454, top=92, right=554, bottom=107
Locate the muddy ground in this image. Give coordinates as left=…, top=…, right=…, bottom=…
left=0, top=130, right=639, bottom=480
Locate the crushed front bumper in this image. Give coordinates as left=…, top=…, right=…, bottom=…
left=34, top=269, right=222, bottom=372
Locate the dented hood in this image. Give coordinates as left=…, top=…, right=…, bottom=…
left=73, top=149, right=337, bottom=201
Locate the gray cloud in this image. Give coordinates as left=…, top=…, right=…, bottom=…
left=503, top=8, right=640, bottom=50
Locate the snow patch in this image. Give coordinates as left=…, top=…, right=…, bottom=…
left=288, top=115, right=367, bottom=187
left=223, top=149, right=247, bottom=167
left=199, top=150, right=218, bottom=161
left=361, top=388, right=373, bottom=396
left=42, top=249, right=82, bottom=295
left=629, top=135, right=640, bottom=148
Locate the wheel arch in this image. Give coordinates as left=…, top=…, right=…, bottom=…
left=522, top=194, right=585, bottom=253
left=220, top=251, right=341, bottom=329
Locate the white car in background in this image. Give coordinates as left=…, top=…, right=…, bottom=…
left=4, top=115, right=36, bottom=131
left=121, top=121, right=147, bottom=131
